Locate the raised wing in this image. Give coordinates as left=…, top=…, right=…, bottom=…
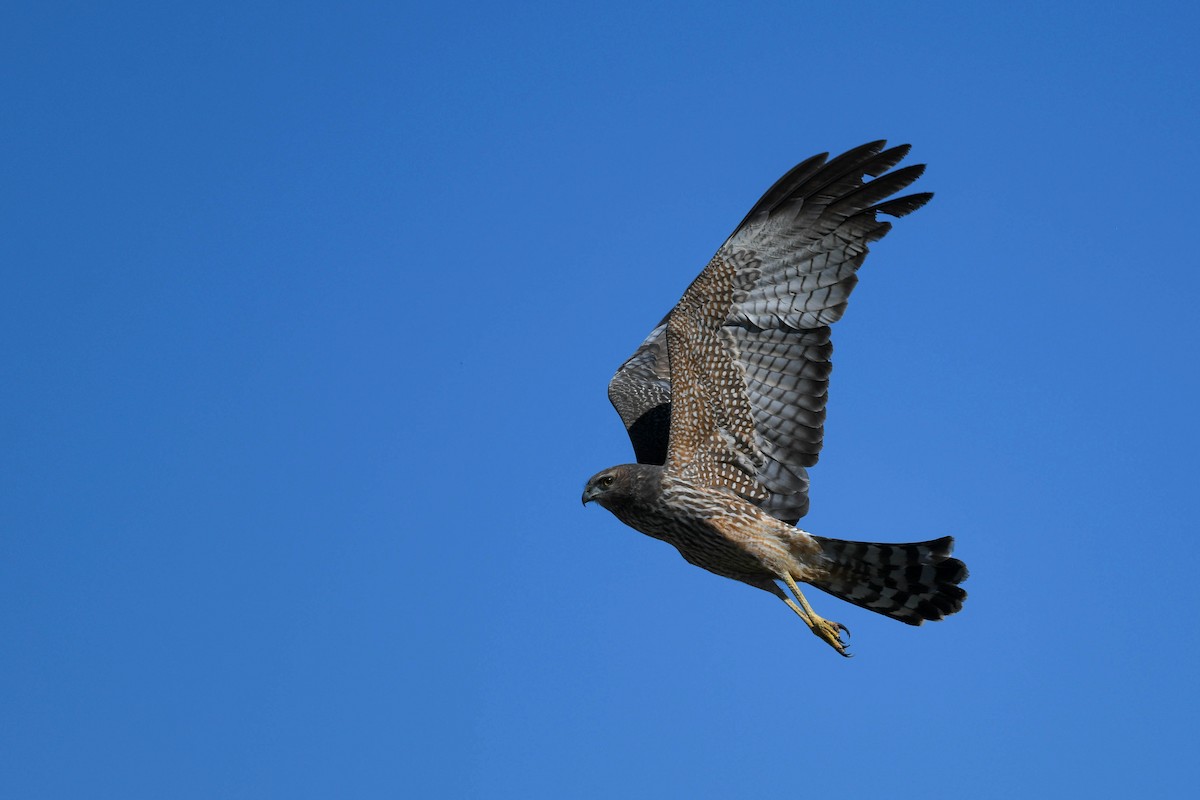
left=610, top=140, right=931, bottom=523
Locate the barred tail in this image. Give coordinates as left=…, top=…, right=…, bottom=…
left=810, top=535, right=968, bottom=625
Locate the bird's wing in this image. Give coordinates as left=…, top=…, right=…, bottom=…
left=607, top=315, right=673, bottom=465
left=658, top=140, right=931, bottom=523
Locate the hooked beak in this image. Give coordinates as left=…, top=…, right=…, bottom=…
left=581, top=485, right=600, bottom=506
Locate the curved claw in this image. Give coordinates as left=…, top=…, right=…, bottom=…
left=811, top=617, right=851, bottom=657
left=778, top=587, right=853, bottom=657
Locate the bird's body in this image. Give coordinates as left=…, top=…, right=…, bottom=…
left=590, top=465, right=819, bottom=584
left=583, top=142, right=967, bottom=655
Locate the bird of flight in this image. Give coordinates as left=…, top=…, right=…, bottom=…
left=582, top=141, right=967, bottom=656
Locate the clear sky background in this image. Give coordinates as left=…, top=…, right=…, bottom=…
left=3, top=2, right=1198, bottom=798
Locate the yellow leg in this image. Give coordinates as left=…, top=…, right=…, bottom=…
left=780, top=573, right=851, bottom=658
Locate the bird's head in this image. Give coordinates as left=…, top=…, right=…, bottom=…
left=581, top=463, right=661, bottom=509
left=581, top=468, right=622, bottom=508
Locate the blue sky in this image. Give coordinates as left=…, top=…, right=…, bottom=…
left=3, top=1, right=1198, bottom=797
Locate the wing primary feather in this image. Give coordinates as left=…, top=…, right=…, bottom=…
left=871, top=192, right=933, bottom=218
left=861, top=143, right=912, bottom=176
left=734, top=142, right=915, bottom=238
left=783, top=140, right=890, bottom=201
left=814, top=140, right=888, bottom=176
left=826, top=164, right=926, bottom=216
left=730, top=152, right=830, bottom=234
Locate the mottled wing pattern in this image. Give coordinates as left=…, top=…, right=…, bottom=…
left=618, top=141, right=932, bottom=523
left=663, top=250, right=775, bottom=505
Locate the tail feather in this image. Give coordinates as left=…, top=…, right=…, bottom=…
left=810, top=535, right=967, bottom=626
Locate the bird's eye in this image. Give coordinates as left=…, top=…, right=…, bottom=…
left=599, top=475, right=614, bottom=488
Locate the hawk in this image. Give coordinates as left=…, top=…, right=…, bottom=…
left=582, top=141, right=967, bottom=656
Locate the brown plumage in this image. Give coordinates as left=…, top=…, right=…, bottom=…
left=583, top=142, right=967, bottom=656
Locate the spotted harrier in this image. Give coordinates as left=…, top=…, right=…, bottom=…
left=582, top=141, right=967, bottom=656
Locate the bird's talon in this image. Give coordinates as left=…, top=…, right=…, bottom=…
left=809, top=616, right=851, bottom=656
